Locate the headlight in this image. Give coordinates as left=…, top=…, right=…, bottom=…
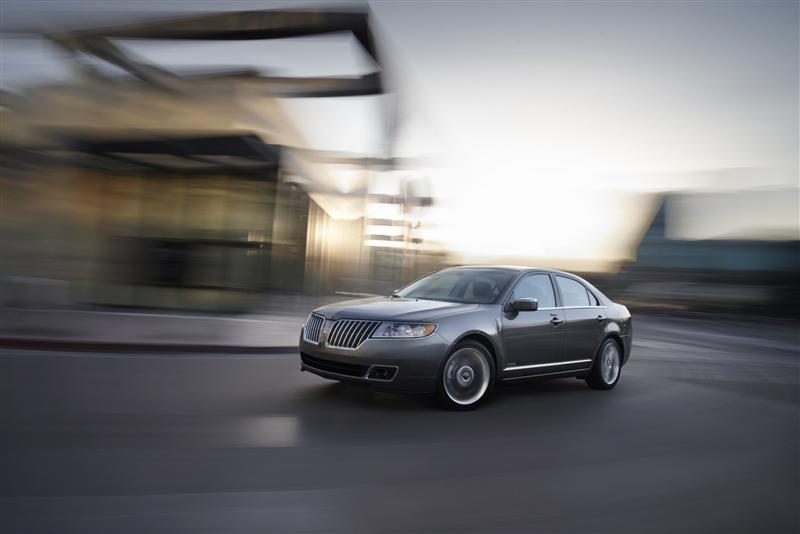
left=371, top=322, right=437, bottom=338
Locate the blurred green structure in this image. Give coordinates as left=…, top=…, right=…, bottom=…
left=615, top=196, right=800, bottom=316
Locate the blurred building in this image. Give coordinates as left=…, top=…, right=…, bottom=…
left=617, top=195, right=799, bottom=315
left=0, top=8, right=445, bottom=311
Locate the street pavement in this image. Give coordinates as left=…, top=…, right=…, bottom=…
left=1, top=314, right=798, bottom=533
left=0, top=293, right=340, bottom=349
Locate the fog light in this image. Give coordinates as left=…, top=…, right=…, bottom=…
left=367, top=365, right=397, bottom=381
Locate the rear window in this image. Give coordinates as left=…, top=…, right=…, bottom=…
left=556, top=276, right=591, bottom=307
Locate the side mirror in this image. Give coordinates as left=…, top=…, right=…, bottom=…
left=509, top=298, right=538, bottom=312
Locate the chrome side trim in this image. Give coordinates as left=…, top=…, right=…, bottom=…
left=503, top=359, right=592, bottom=372
left=535, top=306, right=606, bottom=310
left=501, top=367, right=591, bottom=381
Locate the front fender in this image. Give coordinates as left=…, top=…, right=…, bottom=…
left=434, top=306, right=505, bottom=368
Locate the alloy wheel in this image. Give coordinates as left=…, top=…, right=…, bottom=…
left=601, top=341, right=620, bottom=385
left=442, top=347, right=491, bottom=405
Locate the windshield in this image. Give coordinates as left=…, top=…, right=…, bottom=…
left=396, top=269, right=516, bottom=304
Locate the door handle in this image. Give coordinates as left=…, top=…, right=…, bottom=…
left=597, top=315, right=606, bottom=322
left=550, top=316, right=564, bottom=326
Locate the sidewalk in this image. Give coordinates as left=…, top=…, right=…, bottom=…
left=0, top=294, right=347, bottom=352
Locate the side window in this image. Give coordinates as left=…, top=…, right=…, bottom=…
left=513, top=274, right=556, bottom=308
left=587, top=290, right=600, bottom=306
left=556, top=276, right=591, bottom=307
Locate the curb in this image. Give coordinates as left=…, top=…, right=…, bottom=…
left=0, top=338, right=297, bottom=354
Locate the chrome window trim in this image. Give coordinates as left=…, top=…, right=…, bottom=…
left=503, top=358, right=592, bottom=372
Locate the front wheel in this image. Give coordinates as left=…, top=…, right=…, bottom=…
left=586, top=338, right=622, bottom=390
left=437, top=341, right=494, bottom=410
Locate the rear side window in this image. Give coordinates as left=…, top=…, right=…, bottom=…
left=512, top=274, right=556, bottom=308
left=556, top=276, right=591, bottom=307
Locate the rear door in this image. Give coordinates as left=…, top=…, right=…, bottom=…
left=501, top=273, right=565, bottom=373
left=555, top=275, right=606, bottom=364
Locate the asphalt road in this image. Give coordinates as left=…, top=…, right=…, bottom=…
left=2, top=313, right=798, bottom=533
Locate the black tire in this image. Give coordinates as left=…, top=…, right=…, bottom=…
left=586, top=338, right=622, bottom=390
left=436, top=340, right=495, bottom=410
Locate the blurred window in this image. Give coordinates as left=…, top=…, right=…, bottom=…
left=556, top=276, right=591, bottom=307
left=512, top=274, right=556, bottom=308
left=398, top=269, right=515, bottom=304
left=406, top=271, right=462, bottom=300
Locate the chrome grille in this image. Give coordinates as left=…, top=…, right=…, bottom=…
left=326, top=319, right=380, bottom=349
left=303, top=313, right=325, bottom=344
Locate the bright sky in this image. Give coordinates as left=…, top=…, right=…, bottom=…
left=2, top=1, right=798, bottom=269
left=370, top=1, right=799, bottom=267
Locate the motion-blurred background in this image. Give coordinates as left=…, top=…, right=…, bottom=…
left=1, top=1, right=797, bottom=321
left=2, top=3, right=799, bottom=533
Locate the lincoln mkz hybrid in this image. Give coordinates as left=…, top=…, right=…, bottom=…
left=299, top=266, right=632, bottom=409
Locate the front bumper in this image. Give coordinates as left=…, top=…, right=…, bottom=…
left=298, top=329, right=450, bottom=394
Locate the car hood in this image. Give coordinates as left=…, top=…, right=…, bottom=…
left=314, top=297, right=479, bottom=322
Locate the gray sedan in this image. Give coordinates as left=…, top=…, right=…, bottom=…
left=299, top=266, right=632, bottom=409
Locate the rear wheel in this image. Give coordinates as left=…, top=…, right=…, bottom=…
left=586, top=338, right=621, bottom=390
left=438, top=341, right=494, bottom=410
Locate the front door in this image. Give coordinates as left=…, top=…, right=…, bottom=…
left=501, top=273, right=565, bottom=375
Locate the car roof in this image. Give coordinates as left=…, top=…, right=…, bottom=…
left=447, top=265, right=559, bottom=274
left=439, top=265, right=610, bottom=304
left=446, top=265, right=594, bottom=280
